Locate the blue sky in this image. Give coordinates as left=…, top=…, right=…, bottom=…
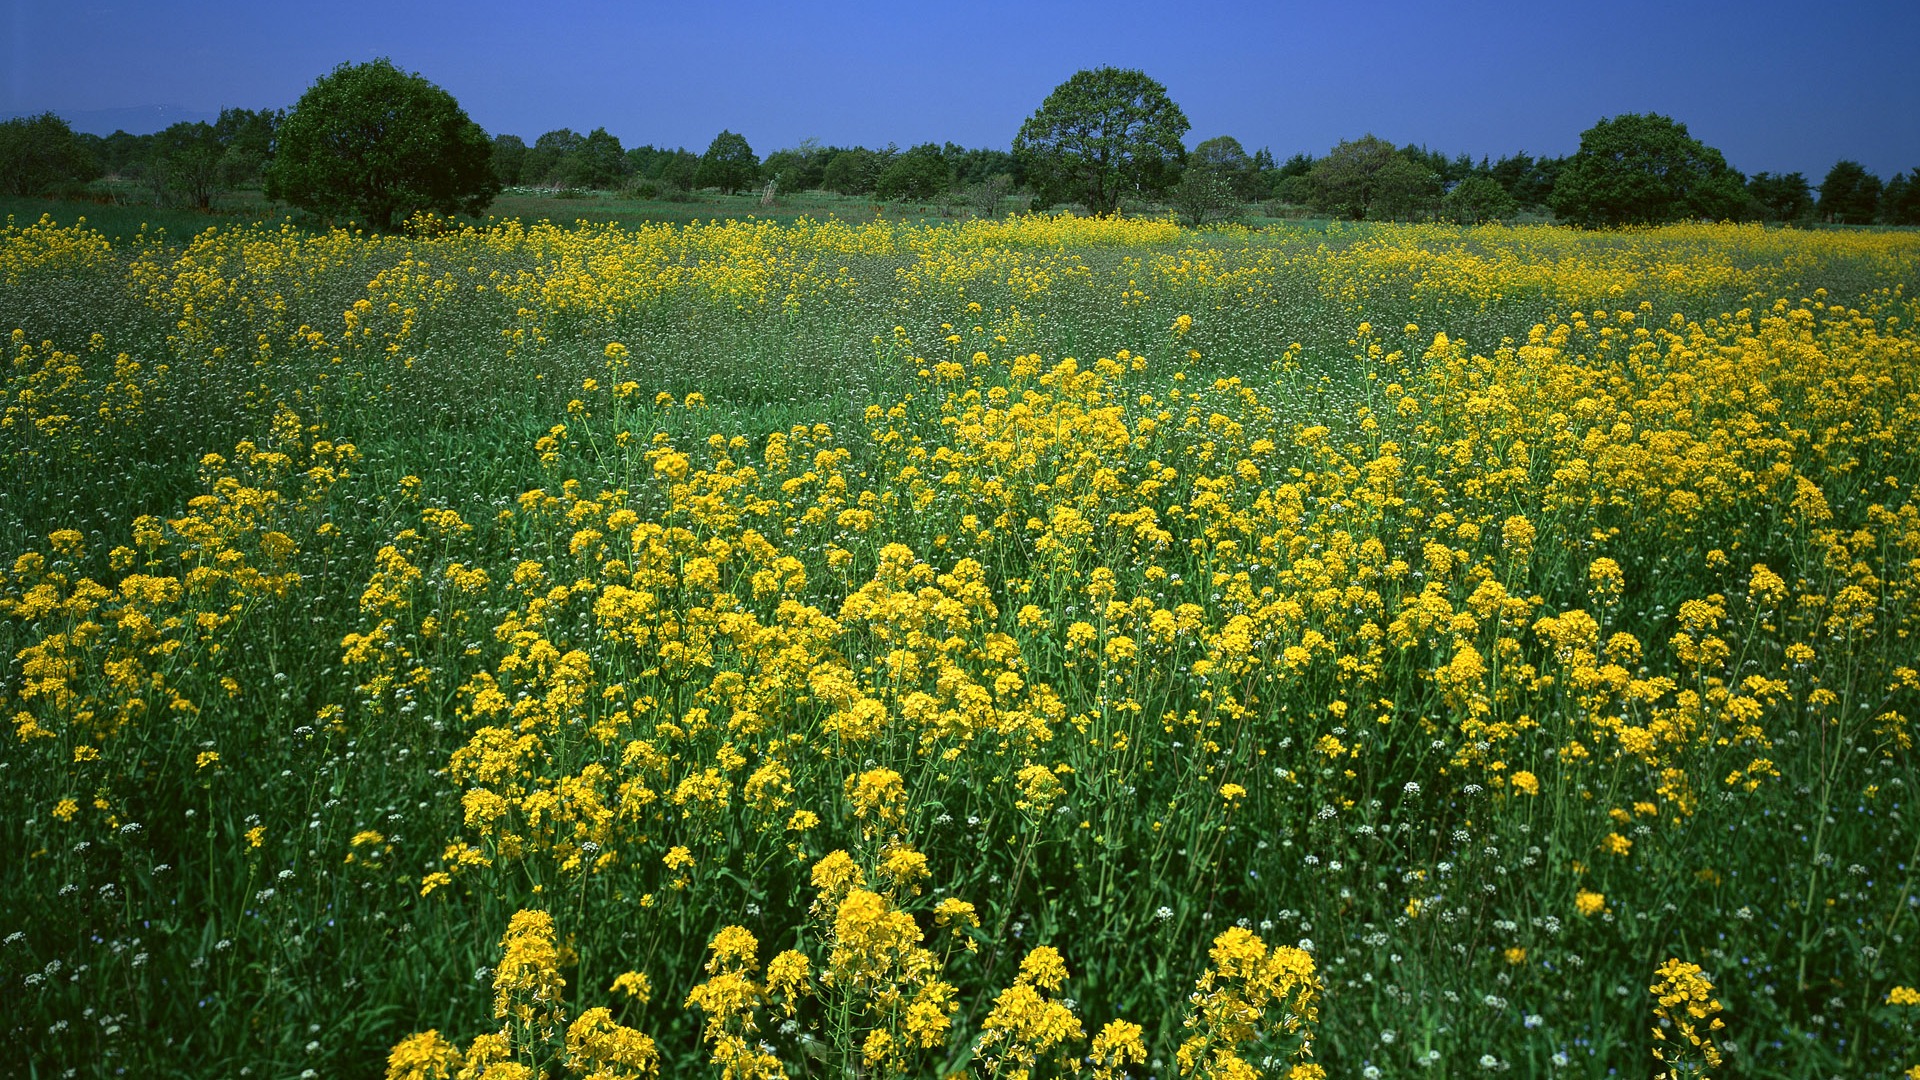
left=6, top=0, right=1917, bottom=180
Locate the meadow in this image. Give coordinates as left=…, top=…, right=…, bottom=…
left=2, top=210, right=1918, bottom=1080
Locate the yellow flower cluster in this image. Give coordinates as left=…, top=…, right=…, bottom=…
left=1648, top=957, right=1725, bottom=1079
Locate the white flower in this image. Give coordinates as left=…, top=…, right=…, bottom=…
left=1155, top=906, right=1174, bottom=921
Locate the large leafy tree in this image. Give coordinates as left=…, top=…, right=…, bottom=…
left=150, top=122, right=225, bottom=208
left=212, top=107, right=280, bottom=187
left=876, top=143, right=952, bottom=202
left=1014, top=67, right=1188, bottom=214
left=1548, top=113, right=1745, bottom=227
left=1746, top=171, right=1814, bottom=223
left=1190, top=135, right=1260, bottom=201
left=0, top=112, right=99, bottom=196
left=1303, top=135, right=1401, bottom=219
left=695, top=130, right=758, bottom=195
left=1882, top=169, right=1920, bottom=226
left=569, top=127, right=629, bottom=190
left=265, top=58, right=496, bottom=231
left=1817, top=160, right=1882, bottom=225
left=1441, top=175, right=1517, bottom=224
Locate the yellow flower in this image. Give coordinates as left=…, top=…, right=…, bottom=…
left=609, top=970, right=652, bottom=1003
left=384, top=1029, right=462, bottom=1080
left=1576, top=890, right=1606, bottom=917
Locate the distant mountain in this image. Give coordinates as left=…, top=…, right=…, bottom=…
left=2, top=105, right=221, bottom=136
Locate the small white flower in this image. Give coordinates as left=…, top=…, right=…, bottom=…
left=1155, top=906, right=1173, bottom=921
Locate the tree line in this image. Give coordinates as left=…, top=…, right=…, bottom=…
left=4, top=60, right=1915, bottom=230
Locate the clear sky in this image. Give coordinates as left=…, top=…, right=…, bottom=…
left=6, top=0, right=1917, bottom=180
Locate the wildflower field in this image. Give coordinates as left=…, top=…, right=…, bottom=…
left=3, top=211, right=1919, bottom=1080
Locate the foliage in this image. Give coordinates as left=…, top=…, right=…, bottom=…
left=1819, top=160, right=1883, bottom=225
left=823, top=146, right=890, bottom=196
left=491, top=133, right=529, bottom=187
left=762, top=139, right=829, bottom=193
left=1169, top=167, right=1239, bottom=227
left=1441, top=175, right=1517, bottom=224
left=0, top=113, right=99, bottom=197
left=527, top=129, right=587, bottom=187
left=148, top=122, right=224, bottom=209
left=1747, top=171, right=1814, bottom=223
left=695, top=130, right=759, bottom=196
left=875, top=144, right=952, bottom=202
left=1548, top=113, right=1746, bottom=227
left=4, top=214, right=1920, bottom=1080
left=567, top=128, right=631, bottom=191
left=1488, top=151, right=1562, bottom=210
left=1882, top=169, right=1920, bottom=226
left=1303, top=135, right=1405, bottom=219
left=263, top=58, right=497, bottom=231
left=1368, top=155, right=1441, bottom=220
left=1014, top=67, right=1189, bottom=214
left=1189, top=136, right=1262, bottom=202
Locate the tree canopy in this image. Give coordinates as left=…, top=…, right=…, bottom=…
left=695, top=131, right=758, bottom=195
left=264, top=59, right=496, bottom=230
left=1014, top=67, right=1188, bottom=214
left=1303, top=135, right=1402, bottom=219
left=1818, top=160, right=1882, bottom=225
left=876, top=144, right=952, bottom=202
left=0, top=112, right=99, bottom=197
left=1548, top=113, right=1745, bottom=227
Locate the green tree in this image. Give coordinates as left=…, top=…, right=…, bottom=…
left=525, top=129, right=584, bottom=187
left=264, top=59, right=496, bottom=230
left=1170, top=167, right=1238, bottom=227
left=1817, top=160, right=1881, bottom=225
left=658, top=149, right=701, bottom=192
left=1304, top=135, right=1401, bottom=219
left=569, top=127, right=628, bottom=190
left=695, top=130, right=758, bottom=195
left=150, top=121, right=225, bottom=208
left=1014, top=67, right=1189, bottom=214
left=1370, top=155, right=1441, bottom=220
left=0, top=112, right=99, bottom=196
left=491, top=134, right=528, bottom=187
left=1746, top=171, right=1813, bottom=223
left=822, top=146, right=888, bottom=195
left=1190, top=135, right=1260, bottom=201
left=1547, top=113, right=1745, bottom=227
left=875, top=143, right=952, bottom=201
left=762, top=138, right=829, bottom=193
left=212, top=107, right=279, bottom=188
left=1881, top=169, right=1920, bottom=226
left=1441, top=175, right=1517, bottom=224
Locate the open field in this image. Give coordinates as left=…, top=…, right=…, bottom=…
left=3, top=213, right=1919, bottom=1078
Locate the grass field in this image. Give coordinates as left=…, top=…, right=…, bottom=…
left=3, top=211, right=1918, bottom=1079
